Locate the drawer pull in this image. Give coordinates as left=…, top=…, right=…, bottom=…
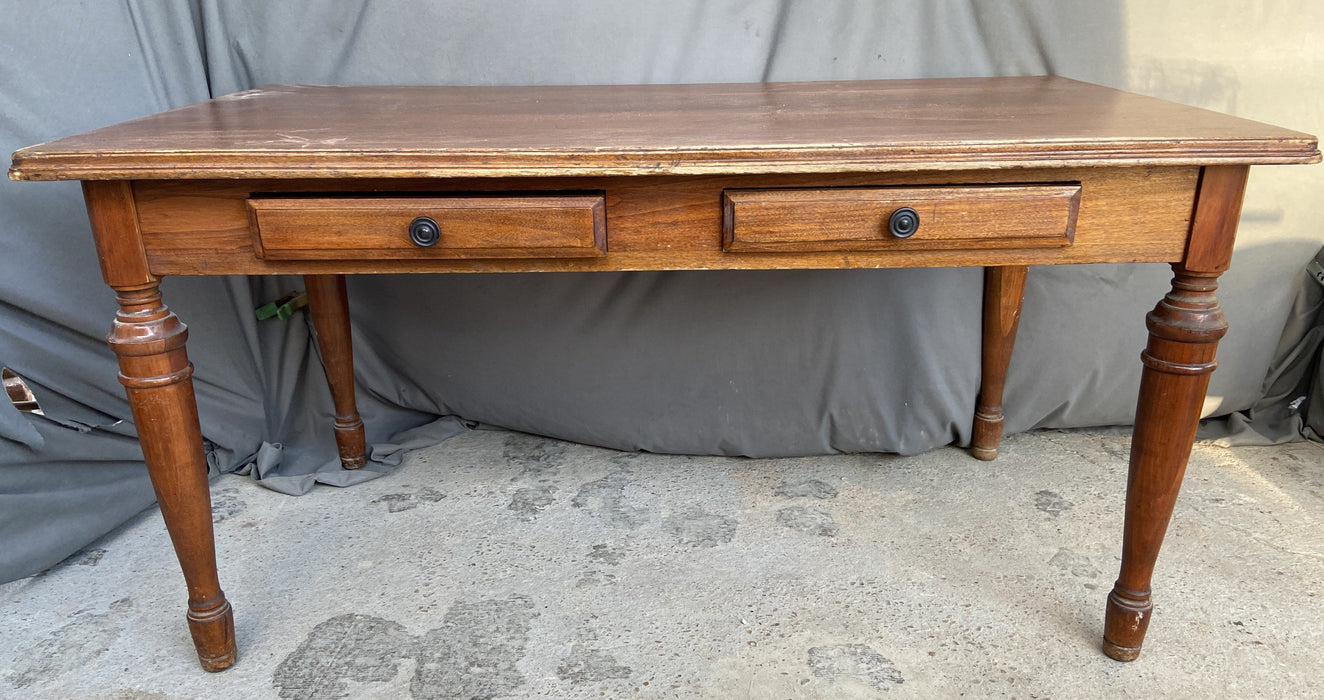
left=888, top=207, right=919, bottom=238
left=408, top=216, right=441, bottom=247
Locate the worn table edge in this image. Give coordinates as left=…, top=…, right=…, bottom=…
left=9, top=142, right=1322, bottom=181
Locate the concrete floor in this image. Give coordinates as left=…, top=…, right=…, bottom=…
left=1, top=428, right=1321, bottom=699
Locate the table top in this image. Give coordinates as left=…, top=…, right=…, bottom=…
left=9, top=77, right=1318, bottom=181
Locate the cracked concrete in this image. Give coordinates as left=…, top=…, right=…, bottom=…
left=1, top=428, right=1322, bottom=698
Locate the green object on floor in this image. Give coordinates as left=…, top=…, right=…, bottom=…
left=254, top=291, right=308, bottom=321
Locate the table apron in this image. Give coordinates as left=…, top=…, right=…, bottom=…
left=129, top=166, right=1199, bottom=276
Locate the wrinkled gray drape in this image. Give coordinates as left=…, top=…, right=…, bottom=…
left=2, top=0, right=1317, bottom=583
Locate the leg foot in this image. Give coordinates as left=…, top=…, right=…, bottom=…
left=1102, top=586, right=1150, bottom=661
left=969, top=429, right=1000, bottom=461
left=188, top=599, right=237, bottom=671
left=972, top=265, right=1027, bottom=460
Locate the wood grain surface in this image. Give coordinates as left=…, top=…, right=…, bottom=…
left=249, top=194, right=606, bottom=260
left=722, top=184, right=1079, bottom=252
left=131, top=166, right=1200, bottom=274
left=1182, top=165, right=1251, bottom=273
left=81, top=181, right=155, bottom=288
left=10, top=77, right=1319, bottom=181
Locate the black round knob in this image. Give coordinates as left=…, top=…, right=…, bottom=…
left=408, top=216, right=440, bottom=247
left=888, top=207, right=919, bottom=239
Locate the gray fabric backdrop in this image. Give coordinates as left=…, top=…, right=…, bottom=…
left=2, top=0, right=1319, bottom=583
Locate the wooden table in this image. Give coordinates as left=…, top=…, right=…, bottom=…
left=9, top=77, right=1318, bottom=671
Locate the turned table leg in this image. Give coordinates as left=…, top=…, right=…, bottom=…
left=1103, top=165, right=1249, bottom=661
left=972, top=265, right=1028, bottom=460
left=1103, top=264, right=1226, bottom=660
left=83, top=181, right=236, bottom=671
left=108, top=283, right=236, bottom=671
left=304, top=274, right=367, bottom=469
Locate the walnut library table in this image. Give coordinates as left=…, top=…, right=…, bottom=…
left=9, top=77, right=1319, bottom=670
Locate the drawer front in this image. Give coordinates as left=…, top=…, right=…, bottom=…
left=722, top=184, right=1081, bottom=253
left=248, top=194, right=606, bottom=260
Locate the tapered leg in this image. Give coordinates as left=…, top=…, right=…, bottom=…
left=109, top=283, right=236, bottom=671
left=1101, top=265, right=1226, bottom=660
left=1102, top=165, right=1249, bottom=661
left=304, top=274, right=367, bottom=468
left=972, top=265, right=1028, bottom=460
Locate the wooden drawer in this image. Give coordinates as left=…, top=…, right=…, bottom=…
left=722, top=184, right=1081, bottom=253
left=248, top=194, right=606, bottom=260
